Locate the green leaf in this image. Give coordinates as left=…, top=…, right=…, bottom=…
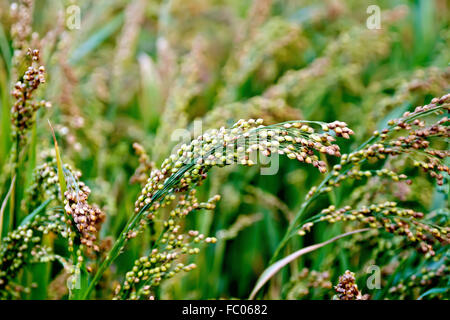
left=69, top=13, right=124, bottom=65
left=48, top=120, right=66, bottom=198
left=418, top=287, right=448, bottom=300
left=19, top=198, right=51, bottom=227
left=249, top=228, right=369, bottom=299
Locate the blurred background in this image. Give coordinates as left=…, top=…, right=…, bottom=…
left=0, top=0, right=449, bottom=299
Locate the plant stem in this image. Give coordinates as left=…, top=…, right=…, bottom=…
left=268, top=104, right=446, bottom=264
left=0, top=175, right=16, bottom=243
left=269, top=127, right=386, bottom=264
left=82, top=209, right=142, bottom=299
left=250, top=228, right=371, bottom=299
left=83, top=160, right=198, bottom=299
left=269, top=176, right=330, bottom=264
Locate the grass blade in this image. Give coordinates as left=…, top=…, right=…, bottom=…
left=19, top=198, right=51, bottom=227
left=0, top=175, right=16, bottom=240
left=249, top=228, right=370, bottom=299
left=48, top=120, right=66, bottom=198
left=69, top=13, right=124, bottom=65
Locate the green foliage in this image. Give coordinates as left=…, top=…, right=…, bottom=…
left=0, top=0, right=448, bottom=300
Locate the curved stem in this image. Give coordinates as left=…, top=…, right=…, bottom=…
left=251, top=228, right=370, bottom=299
left=269, top=125, right=387, bottom=263
left=268, top=103, right=447, bottom=264
left=0, top=175, right=16, bottom=242
left=269, top=176, right=329, bottom=264
left=82, top=163, right=193, bottom=299
left=82, top=210, right=141, bottom=299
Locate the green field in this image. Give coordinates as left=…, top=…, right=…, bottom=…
left=0, top=0, right=448, bottom=300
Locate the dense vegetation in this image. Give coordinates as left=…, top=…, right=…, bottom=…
left=0, top=0, right=448, bottom=300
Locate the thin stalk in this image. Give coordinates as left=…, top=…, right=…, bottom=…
left=83, top=208, right=142, bottom=299
left=9, top=136, right=19, bottom=230
left=82, top=163, right=194, bottom=299
left=48, top=121, right=86, bottom=299
left=0, top=175, right=16, bottom=242
left=269, top=103, right=447, bottom=263
left=83, top=120, right=347, bottom=298
left=250, top=228, right=371, bottom=299
left=269, top=177, right=329, bottom=264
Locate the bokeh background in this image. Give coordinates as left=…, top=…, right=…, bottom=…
left=0, top=0, right=449, bottom=299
